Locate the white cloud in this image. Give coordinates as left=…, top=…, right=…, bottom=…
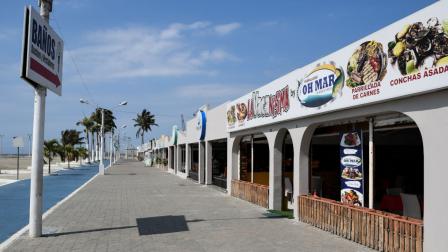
left=213, top=22, right=241, bottom=35
left=65, top=22, right=238, bottom=82
left=160, top=21, right=210, bottom=39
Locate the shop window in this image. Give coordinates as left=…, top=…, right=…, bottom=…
left=212, top=140, right=227, bottom=188
left=239, top=134, right=269, bottom=186
left=282, top=132, right=294, bottom=210
left=190, top=144, right=199, bottom=180
left=239, top=136, right=251, bottom=182
left=309, top=116, right=424, bottom=219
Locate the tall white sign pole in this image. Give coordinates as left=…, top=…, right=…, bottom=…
left=29, top=1, right=50, bottom=238
left=99, top=108, right=105, bottom=174
left=109, top=132, right=113, bottom=165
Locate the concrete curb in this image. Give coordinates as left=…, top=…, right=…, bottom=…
left=0, top=167, right=101, bottom=251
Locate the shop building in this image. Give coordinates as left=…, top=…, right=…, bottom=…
left=161, top=103, right=229, bottom=188
left=141, top=2, right=448, bottom=250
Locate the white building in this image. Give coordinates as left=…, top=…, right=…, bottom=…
left=145, top=1, right=448, bottom=250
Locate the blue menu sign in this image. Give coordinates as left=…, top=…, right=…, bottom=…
left=340, top=130, right=364, bottom=206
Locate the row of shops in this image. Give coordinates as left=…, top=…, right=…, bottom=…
left=140, top=2, right=448, bottom=251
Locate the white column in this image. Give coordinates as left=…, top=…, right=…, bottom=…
left=289, top=127, right=309, bottom=219
left=29, top=86, right=46, bottom=238
left=173, top=146, right=177, bottom=171
left=266, top=131, right=282, bottom=210
left=205, top=141, right=213, bottom=185
left=198, top=142, right=205, bottom=184
left=176, top=145, right=181, bottom=174
left=168, top=147, right=172, bottom=169
left=185, top=144, right=191, bottom=175
left=227, top=137, right=237, bottom=195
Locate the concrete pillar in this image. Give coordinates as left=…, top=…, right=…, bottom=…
left=406, top=106, right=448, bottom=252
left=205, top=141, right=213, bottom=185
left=289, top=127, right=310, bottom=219
left=176, top=145, right=182, bottom=174
left=173, top=146, right=177, bottom=172
left=227, top=136, right=239, bottom=195
left=185, top=144, right=191, bottom=174
left=265, top=131, right=282, bottom=210
left=198, top=142, right=205, bottom=184
left=168, top=147, right=172, bottom=169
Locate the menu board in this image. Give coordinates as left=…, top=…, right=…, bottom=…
left=227, top=1, right=448, bottom=132
left=340, top=130, right=364, bottom=206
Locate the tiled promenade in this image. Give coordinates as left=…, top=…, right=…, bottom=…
left=5, top=160, right=372, bottom=252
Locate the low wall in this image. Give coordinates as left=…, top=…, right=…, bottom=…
left=298, top=195, right=423, bottom=252
left=231, top=180, right=269, bottom=208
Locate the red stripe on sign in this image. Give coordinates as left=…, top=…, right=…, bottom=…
left=30, top=58, right=61, bottom=87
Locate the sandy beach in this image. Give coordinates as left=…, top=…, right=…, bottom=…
left=0, top=156, right=90, bottom=184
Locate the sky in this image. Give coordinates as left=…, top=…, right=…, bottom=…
left=0, top=0, right=436, bottom=154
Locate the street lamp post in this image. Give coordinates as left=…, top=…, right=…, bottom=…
left=99, top=108, right=105, bottom=174
left=80, top=99, right=127, bottom=175
left=114, top=124, right=126, bottom=164
left=27, top=134, right=32, bottom=157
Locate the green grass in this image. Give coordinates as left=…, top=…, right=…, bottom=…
left=266, top=209, right=294, bottom=219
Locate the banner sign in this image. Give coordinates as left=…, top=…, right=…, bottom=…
left=339, top=130, right=364, bottom=206
left=227, top=1, right=448, bottom=132
left=196, top=110, right=206, bottom=141
left=21, top=6, right=63, bottom=96
left=12, top=136, right=25, bottom=148
left=171, top=125, right=178, bottom=145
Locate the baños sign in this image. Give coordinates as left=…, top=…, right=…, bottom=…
left=227, top=1, right=448, bottom=132
left=21, top=6, right=64, bottom=96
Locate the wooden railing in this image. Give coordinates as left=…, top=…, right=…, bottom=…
left=298, top=195, right=423, bottom=252
left=231, top=180, right=269, bottom=208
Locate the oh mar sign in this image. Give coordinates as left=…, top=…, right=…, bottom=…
left=21, top=6, right=63, bottom=95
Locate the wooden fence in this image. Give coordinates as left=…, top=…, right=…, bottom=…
left=298, top=195, right=423, bottom=252
left=231, top=180, right=269, bottom=208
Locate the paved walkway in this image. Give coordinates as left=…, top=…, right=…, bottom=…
left=5, top=161, right=372, bottom=252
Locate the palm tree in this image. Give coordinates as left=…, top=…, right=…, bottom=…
left=43, top=139, right=60, bottom=174
left=133, top=109, right=158, bottom=145
left=60, top=129, right=84, bottom=169
left=76, top=117, right=94, bottom=164
left=91, top=108, right=116, bottom=161
left=90, top=122, right=100, bottom=162
left=77, top=147, right=88, bottom=165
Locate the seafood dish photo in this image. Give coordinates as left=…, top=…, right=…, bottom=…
left=346, top=41, right=388, bottom=87
left=388, top=17, right=448, bottom=75
left=236, top=103, right=248, bottom=122
left=340, top=132, right=361, bottom=147
left=342, top=166, right=363, bottom=180
left=227, top=105, right=236, bottom=126
left=341, top=189, right=363, bottom=206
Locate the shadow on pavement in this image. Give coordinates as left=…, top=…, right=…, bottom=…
left=137, top=215, right=189, bottom=235
left=42, top=213, right=285, bottom=238
left=43, top=225, right=136, bottom=237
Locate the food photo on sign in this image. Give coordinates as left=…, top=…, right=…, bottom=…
left=339, top=130, right=364, bottom=207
